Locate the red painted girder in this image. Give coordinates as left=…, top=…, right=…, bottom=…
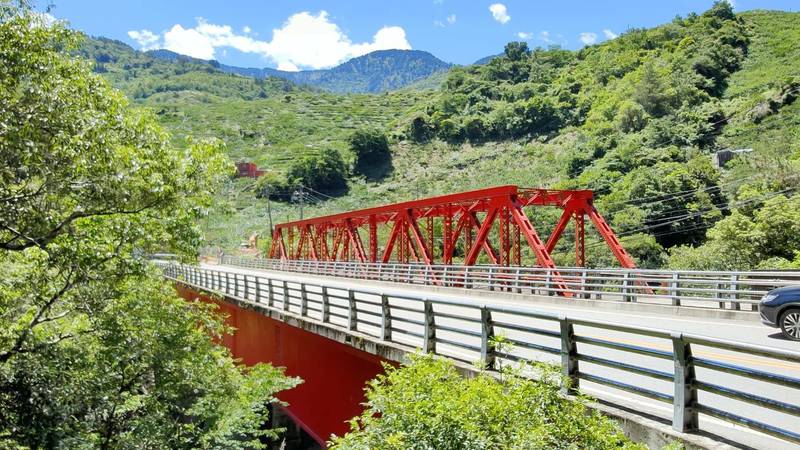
left=275, top=185, right=519, bottom=230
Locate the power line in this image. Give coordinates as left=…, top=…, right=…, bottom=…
left=584, top=186, right=798, bottom=249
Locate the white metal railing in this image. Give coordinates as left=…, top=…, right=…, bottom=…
left=219, top=256, right=800, bottom=311
left=161, top=262, right=800, bottom=446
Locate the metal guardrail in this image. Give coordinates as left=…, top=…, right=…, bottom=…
left=161, top=262, right=800, bottom=445
left=219, top=256, right=800, bottom=311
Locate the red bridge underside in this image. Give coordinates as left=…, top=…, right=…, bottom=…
left=269, top=185, right=635, bottom=271
left=176, top=285, right=387, bottom=446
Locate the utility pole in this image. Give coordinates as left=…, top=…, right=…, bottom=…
left=294, top=185, right=304, bottom=220
left=265, top=184, right=274, bottom=235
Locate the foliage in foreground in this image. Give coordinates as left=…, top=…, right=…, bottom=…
left=0, top=6, right=299, bottom=448
left=329, top=354, right=643, bottom=450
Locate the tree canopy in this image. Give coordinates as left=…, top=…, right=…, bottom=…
left=329, top=354, right=644, bottom=450
left=0, top=6, right=299, bottom=448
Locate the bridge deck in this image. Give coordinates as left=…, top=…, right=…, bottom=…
left=195, top=262, right=800, bottom=449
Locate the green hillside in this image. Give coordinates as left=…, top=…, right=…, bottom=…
left=87, top=4, right=800, bottom=269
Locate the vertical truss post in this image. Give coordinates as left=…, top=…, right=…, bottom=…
left=369, top=216, right=377, bottom=263
left=499, top=207, right=509, bottom=266
left=443, top=206, right=453, bottom=264
left=575, top=211, right=585, bottom=267
left=288, top=228, right=294, bottom=259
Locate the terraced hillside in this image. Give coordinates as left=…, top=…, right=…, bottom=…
left=85, top=7, right=800, bottom=269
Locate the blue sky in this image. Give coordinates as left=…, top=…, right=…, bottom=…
left=51, top=1, right=799, bottom=70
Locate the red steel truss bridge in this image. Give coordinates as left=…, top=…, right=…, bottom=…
left=269, top=185, right=635, bottom=271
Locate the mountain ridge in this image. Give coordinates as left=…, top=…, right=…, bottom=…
left=146, top=48, right=453, bottom=93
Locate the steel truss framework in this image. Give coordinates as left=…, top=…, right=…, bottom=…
left=269, top=185, right=635, bottom=272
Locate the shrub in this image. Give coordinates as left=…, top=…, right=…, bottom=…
left=287, top=148, right=347, bottom=193
left=349, top=128, right=391, bottom=176
left=329, top=354, right=643, bottom=450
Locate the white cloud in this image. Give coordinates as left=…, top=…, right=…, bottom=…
left=517, top=32, right=533, bottom=40
left=127, top=12, right=411, bottom=70
left=435, top=14, right=457, bottom=28
left=278, top=61, right=299, bottom=71
left=579, top=32, right=597, bottom=45
left=243, top=25, right=252, bottom=33
left=539, top=31, right=552, bottom=43
left=602, top=29, right=618, bottom=39
left=489, top=3, right=510, bottom=24
left=128, top=29, right=160, bottom=51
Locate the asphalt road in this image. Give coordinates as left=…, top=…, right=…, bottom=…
left=202, top=263, right=800, bottom=449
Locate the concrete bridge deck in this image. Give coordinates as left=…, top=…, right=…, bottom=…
left=186, top=262, right=800, bottom=449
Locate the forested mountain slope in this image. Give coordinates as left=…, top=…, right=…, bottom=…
left=86, top=4, right=800, bottom=269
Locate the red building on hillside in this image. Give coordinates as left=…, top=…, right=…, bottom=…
left=235, top=161, right=266, bottom=178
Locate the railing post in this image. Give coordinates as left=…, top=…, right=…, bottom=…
left=545, top=269, right=553, bottom=296
left=422, top=300, right=436, bottom=354
left=594, top=275, right=604, bottom=300
left=480, top=307, right=495, bottom=370
left=255, top=277, right=261, bottom=303
left=300, top=284, right=308, bottom=316
left=671, top=333, right=698, bottom=432
left=464, top=266, right=472, bottom=289
left=321, top=286, right=330, bottom=323
left=243, top=275, right=249, bottom=300
left=560, top=318, right=579, bottom=394
left=380, top=294, right=391, bottom=341
left=268, top=279, right=275, bottom=307
left=514, top=268, right=522, bottom=293
left=716, top=281, right=725, bottom=309
left=729, top=274, right=740, bottom=311
left=443, top=266, right=449, bottom=287
left=348, top=290, right=357, bottom=331
left=670, top=273, right=681, bottom=306
left=580, top=269, right=591, bottom=299
left=488, top=267, right=495, bottom=291
left=225, top=272, right=231, bottom=295
left=282, top=280, right=290, bottom=312
left=622, top=272, right=633, bottom=302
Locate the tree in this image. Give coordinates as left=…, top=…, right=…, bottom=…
left=329, top=354, right=643, bottom=450
left=349, top=128, right=391, bottom=176
left=287, top=148, right=347, bottom=193
left=504, top=41, right=530, bottom=62
left=409, top=114, right=433, bottom=142
left=0, top=7, right=299, bottom=448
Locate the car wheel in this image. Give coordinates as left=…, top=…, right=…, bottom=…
left=780, top=308, right=800, bottom=341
